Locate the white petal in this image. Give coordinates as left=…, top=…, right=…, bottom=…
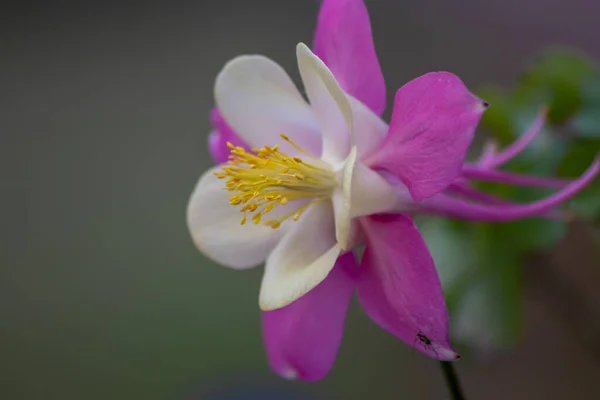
left=348, top=95, right=389, bottom=159
left=296, top=43, right=353, bottom=165
left=259, top=201, right=341, bottom=310
left=331, top=147, right=357, bottom=250
left=215, top=55, right=321, bottom=156
left=349, top=162, right=404, bottom=217
left=331, top=148, right=406, bottom=249
left=187, top=166, right=287, bottom=269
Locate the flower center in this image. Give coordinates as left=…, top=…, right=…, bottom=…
left=214, top=134, right=336, bottom=229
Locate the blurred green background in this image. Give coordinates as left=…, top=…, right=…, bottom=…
left=2, top=0, right=600, bottom=399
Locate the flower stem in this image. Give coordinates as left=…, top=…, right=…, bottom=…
left=440, top=361, right=465, bottom=400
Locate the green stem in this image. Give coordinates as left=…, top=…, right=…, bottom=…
left=440, top=361, right=465, bottom=400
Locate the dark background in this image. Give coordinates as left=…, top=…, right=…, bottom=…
left=2, top=0, right=600, bottom=398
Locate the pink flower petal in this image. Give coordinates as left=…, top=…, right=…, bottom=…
left=262, top=252, right=358, bottom=381
left=208, top=108, right=248, bottom=164
left=357, top=214, right=459, bottom=361
left=366, top=72, right=487, bottom=201
left=207, top=131, right=229, bottom=164
left=313, top=0, right=386, bottom=116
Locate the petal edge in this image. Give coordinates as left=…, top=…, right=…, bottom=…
left=259, top=201, right=341, bottom=310
left=313, top=0, right=386, bottom=115
left=366, top=72, right=486, bottom=201
left=262, top=252, right=358, bottom=381
left=357, top=213, right=458, bottom=360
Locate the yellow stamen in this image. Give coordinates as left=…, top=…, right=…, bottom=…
left=214, top=134, right=336, bottom=228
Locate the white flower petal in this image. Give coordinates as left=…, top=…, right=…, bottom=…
left=259, top=200, right=341, bottom=310
left=348, top=95, right=389, bottom=159
left=296, top=43, right=353, bottom=165
left=332, top=148, right=407, bottom=249
left=215, top=55, right=321, bottom=156
left=187, top=166, right=288, bottom=269
left=331, top=147, right=357, bottom=250
left=349, top=161, right=404, bottom=217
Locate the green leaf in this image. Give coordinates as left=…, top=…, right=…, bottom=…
left=452, top=224, right=523, bottom=350
left=572, top=74, right=600, bottom=139
left=504, top=219, right=566, bottom=252
left=568, top=181, right=600, bottom=219
left=558, top=139, right=600, bottom=219
left=418, top=218, right=475, bottom=310
left=419, top=220, right=524, bottom=351
left=558, top=139, right=600, bottom=177
left=514, top=48, right=597, bottom=125
left=573, top=110, right=600, bottom=139
left=452, top=265, right=522, bottom=351
left=477, top=86, right=517, bottom=144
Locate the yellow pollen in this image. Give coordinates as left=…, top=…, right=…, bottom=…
left=214, top=134, right=336, bottom=229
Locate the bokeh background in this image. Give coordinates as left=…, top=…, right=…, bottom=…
left=3, top=0, right=600, bottom=398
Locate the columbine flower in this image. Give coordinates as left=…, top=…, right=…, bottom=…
left=190, top=34, right=484, bottom=319
left=189, top=0, right=599, bottom=381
